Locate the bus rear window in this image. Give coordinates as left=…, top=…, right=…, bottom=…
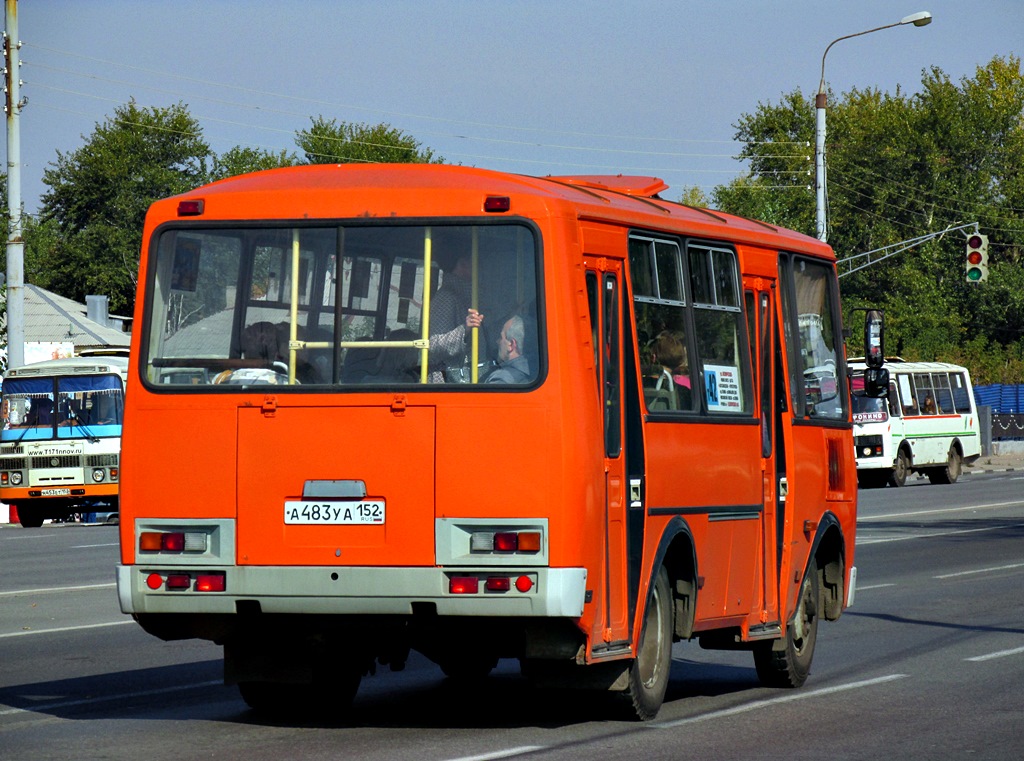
left=143, top=223, right=540, bottom=389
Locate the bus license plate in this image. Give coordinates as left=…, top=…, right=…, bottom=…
left=41, top=488, right=72, bottom=496
left=284, top=500, right=385, bottom=525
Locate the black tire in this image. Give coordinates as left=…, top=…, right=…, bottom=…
left=616, top=566, right=673, bottom=720
left=440, top=653, right=498, bottom=682
left=927, top=446, right=962, bottom=485
left=17, top=505, right=44, bottom=529
left=754, top=558, right=819, bottom=688
left=239, top=660, right=361, bottom=717
left=888, top=448, right=910, bottom=487
left=857, top=470, right=888, bottom=489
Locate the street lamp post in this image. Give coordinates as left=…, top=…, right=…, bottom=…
left=815, top=11, right=932, bottom=242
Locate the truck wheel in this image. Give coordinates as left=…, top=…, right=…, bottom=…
left=616, top=566, right=673, bottom=720
left=754, top=558, right=819, bottom=688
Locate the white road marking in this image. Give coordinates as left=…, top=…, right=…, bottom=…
left=935, top=562, right=1024, bottom=579
left=651, top=674, right=909, bottom=728
left=0, top=582, right=115, bottom=597
left=966, top=645, right=1024, bottom=662
left=0, top=620, right=133, bottom=639
left=860, top=500, right=1024, bottom=522
left=0, top=680, right=223, bottom=717
left=857, top=523, right=1023, bottom=545
left=445, top=749, right=546, bottom=761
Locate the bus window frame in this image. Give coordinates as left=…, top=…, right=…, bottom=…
left=778, top=252, right=849, bottom=424
left=629, top=232, right=753, bottom=419
left=138, top=217, right=547, bottom=394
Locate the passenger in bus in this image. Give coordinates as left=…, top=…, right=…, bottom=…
left=922, top=394, right=936, bottom=414
left=646, top=330, right=692, bottom=409
left=485, top=315, right=531, bottom=384
left=429, top=251, right=483, bottom=382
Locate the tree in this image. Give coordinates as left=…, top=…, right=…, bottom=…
left=296, top=117, right=443, bottom=165
left=210, top=145, right=297, bottom=181
left=34, top=101, right=211, bottom=314
left=713, top=56, right=1024, bottom=383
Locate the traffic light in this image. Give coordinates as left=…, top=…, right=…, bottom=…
left=965, top=233, right=989, bottom=283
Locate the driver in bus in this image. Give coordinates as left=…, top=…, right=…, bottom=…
left=485, top=314, right=531, bottom=384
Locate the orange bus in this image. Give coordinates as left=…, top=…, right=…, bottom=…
left=117, top=164, right=879, bottom=720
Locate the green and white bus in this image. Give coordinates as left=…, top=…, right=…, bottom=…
left=850, top=360, right=981, bottom=488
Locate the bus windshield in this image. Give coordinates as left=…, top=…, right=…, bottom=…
left=2, top=374, right=125, bottom=442
left=144, top=223, right=540, bottom=388
left=851, top=393, right=888, bottom=422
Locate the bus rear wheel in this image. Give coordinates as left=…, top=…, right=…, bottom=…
left=238, top=665, right=361, bottom=717
left=754, top=558, right=819, bottom=688
left=928, top=446, right=962, bottom=485
left=615, top=566, right=673, bottom=721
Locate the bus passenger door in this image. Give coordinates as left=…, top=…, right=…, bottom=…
left=755, top=283, right=785, bottom=625
left=585, top=261, right=631, bottom=650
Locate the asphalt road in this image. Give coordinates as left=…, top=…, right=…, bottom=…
left=2, top=469, right=1022, bottom=760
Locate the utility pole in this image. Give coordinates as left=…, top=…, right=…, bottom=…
left=4, top=0, right=25, bottom=369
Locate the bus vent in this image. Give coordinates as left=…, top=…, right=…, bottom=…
left=32, top=455, right=82, bottom=469
left=87, top=453, right=119, bottom=467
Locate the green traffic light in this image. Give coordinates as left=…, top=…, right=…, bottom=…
left=967, top=268, right=983, bottom=281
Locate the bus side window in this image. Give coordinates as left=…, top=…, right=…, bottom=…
left=690, top=243, right=748, bottom=415
left=951, top=373, right=972, bottom=412
left=886, top=381, right=901, bottom=416
left=933, top=372, right=954, bottom=413
left=897, top=374, right=918, bottom=416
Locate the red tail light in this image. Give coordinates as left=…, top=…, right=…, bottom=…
left=449, top=576, right=479, bottom=594
left=196, top=573, right=226, bottom=592
left=485, top=577, right=511, bottom=592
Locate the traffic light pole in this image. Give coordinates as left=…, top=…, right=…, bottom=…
left=836, top=222, right=981, bottom=279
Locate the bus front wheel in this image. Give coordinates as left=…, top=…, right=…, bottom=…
left=754, top=558, right=819, bottom=688
left=17, top=505, right=44, bottom=529
left=888, top=449, right=910, bottom=487
left=616, top=566, right=673, bottom=721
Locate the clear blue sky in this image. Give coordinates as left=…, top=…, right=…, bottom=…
left=3, top=0, right=1022, bottom=212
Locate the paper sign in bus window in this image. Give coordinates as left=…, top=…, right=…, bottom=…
left=705, top=364, right=741, bottom=412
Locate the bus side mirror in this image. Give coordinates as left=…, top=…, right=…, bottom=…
left=863, top=367, right=889, bottom=399
left=864, top=309, right=884, bottom=369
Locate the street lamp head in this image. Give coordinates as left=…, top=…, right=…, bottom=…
left=900, top=11, right=932, bottom=27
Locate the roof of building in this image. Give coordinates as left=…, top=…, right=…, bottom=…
left=22, top=284, right=130, bottom=350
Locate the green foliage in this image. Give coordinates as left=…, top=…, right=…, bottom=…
left=34, top=101, right=211, bottom=313
left=210, top=146, right=297, bottom=180
left=296, top=116, right=443, bottom=165
left=715, top=56, right=1024, bottom=384
left=17, top=99, right=446, bottom=320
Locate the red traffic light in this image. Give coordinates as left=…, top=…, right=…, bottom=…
left=967, top=251, right=983, bottom=265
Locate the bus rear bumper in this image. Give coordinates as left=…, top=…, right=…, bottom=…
left=116, top=564, right=588, bottom=618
